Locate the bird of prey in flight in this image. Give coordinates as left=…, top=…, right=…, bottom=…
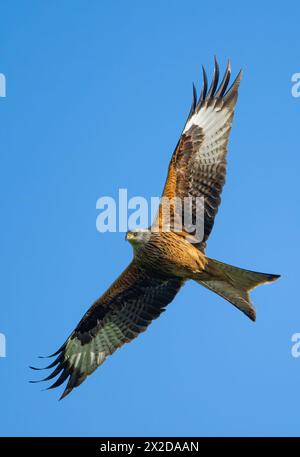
left=31, top=58, right=280, bottom=399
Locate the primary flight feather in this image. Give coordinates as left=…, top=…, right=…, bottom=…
left=31, top=58, right=280, bottom=399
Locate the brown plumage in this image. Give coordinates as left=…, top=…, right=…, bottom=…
left=154, top=58, right=242, bottom=251
left=31, top=58, right=280, bottom=399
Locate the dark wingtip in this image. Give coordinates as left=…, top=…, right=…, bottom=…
left=187, top=82, right=198, bottom=121
left=30, top=353, right=62, bottom=373
left=222, top=68, right=242, bottom=106
left=201, top=65, right=208, bottom=100
left=215, top=60, right=231, bottom=98
left=38, top=344, right=65, bottom=359
left=192, top=82, right=197, bottom=111
left=206, top=56, right=220, bottom=99
left=190, top=58, right=242, bottom=115
left=59, top=387, right=73, bottom=401
left=47, top=367, right=70, bottom=390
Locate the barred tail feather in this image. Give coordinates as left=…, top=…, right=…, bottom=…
left=197, top=258, right=280, bottom=321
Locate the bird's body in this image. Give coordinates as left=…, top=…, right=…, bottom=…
left=31, top=58, right=280, bottom=399
left=128, top=230, right=208, bottom=279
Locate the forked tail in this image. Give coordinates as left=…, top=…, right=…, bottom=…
left=196, top=258, right=280, bottom=321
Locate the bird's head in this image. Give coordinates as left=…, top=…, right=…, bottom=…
left=125, top=228, right=151, bottom=252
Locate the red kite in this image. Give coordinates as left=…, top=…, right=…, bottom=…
left=31, top=58, right=280, bottom=399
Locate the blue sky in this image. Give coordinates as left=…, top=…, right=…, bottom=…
left=1, top=0, right=300, bottom=437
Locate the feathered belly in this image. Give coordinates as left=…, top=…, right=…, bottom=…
left=138, top=232, right=207, bottom=279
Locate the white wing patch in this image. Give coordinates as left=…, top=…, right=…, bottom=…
left=184, top=103, right=233, bottom=173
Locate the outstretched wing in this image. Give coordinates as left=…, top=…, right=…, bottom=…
left=31, top=261, right=183, bottom=399
left=154, top=58, right=242, bottom=251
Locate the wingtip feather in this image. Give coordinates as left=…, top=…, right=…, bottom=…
left=59, top=387, right=73, bottom=401
left=206, top=56, right=220, bottom=99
